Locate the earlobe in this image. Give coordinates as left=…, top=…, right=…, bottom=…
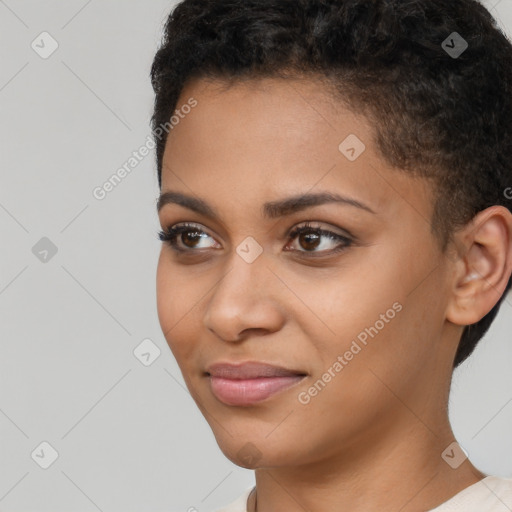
left=446, top=205, right=512, bottom=327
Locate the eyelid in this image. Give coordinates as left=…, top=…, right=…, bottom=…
left=288, top=220, right=354, bottom=239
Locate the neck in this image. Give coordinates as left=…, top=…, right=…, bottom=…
left=248, top=411, right=485, bottom=512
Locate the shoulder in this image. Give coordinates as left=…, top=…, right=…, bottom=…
left=214, top=486, right=255, bottom=512
left=428, top=475, right=512, bottom=512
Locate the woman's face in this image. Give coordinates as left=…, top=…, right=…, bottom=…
left=156, top=76, right=455, bottom=468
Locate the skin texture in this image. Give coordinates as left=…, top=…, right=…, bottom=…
left=156, top=76, right=512, bottom=512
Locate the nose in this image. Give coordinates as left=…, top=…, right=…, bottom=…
left=202, top=250, right=286, bottom=343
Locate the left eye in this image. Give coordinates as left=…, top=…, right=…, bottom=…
left=157, top=221, right=352, bottom=255
left=286, top=222, right=352, bottom=254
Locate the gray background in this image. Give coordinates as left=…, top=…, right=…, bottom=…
left=0, top=1, right=511, bottom=511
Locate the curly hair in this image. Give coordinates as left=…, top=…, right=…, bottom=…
left=150, top=0, right=512, bottom=368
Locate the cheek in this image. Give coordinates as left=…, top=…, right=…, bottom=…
left=156, top=255, right=174, bottom=334
left=156, top=255, right=200, bottom=358
left=278, top=256, right=405, bottom=346
left=313, top=278, right=443, bottom=409
left=287, top=252, right=432, bottom=383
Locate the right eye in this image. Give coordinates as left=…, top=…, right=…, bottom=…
left=157, top=222, right=220, bottom=252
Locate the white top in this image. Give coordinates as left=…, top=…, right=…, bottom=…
left=215, top=476, right=512, bottom=512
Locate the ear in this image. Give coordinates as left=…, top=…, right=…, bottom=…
left=446, top=205, right=512, bottom=327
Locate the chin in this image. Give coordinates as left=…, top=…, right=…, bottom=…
left=213, top=430, right=305, bottom=470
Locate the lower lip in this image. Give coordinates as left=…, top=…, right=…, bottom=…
left=208, top=375, right=306, bottom=406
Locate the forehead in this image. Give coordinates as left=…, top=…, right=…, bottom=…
left=161, top=76, right=434, bottom=224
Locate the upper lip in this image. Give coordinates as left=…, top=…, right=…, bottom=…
left=205, top=361, right=307, bottom=379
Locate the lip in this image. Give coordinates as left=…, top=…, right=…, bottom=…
left=205, top=361, right=307, bottom=379
left=205, top=361, right=308, bottom=406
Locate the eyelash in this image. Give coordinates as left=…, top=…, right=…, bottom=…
left=157, top=221, right=353, bottom=257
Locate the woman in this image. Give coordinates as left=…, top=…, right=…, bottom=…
left=151, top=0, right=512, bottom=510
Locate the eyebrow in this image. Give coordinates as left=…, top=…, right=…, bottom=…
left=156, top=190, right=376, bottom=218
